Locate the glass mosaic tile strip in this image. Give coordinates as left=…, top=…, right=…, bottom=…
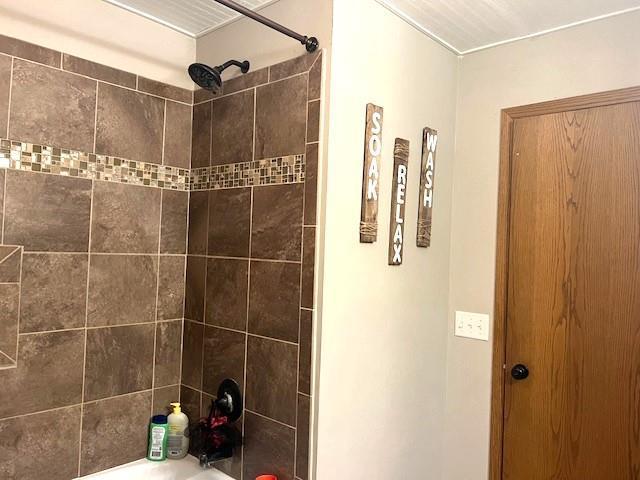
left=190, top=154, right=305, bottom=191
left=0, top=139, right=305, bottom=191
left=0, top=139, right=189, bottom=191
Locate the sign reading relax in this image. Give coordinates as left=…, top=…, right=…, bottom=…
left=388, top=138, right=410, bottom=265
left=359, top=104, right=384, bottom=243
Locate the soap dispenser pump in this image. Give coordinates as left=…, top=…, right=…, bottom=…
left=167, top=402, right=189, bottom=459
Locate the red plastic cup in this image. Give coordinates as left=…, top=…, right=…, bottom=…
left=256, top=476, right=277, bottom=480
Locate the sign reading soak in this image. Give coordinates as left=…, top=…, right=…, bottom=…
left=359, top=104, right=384, bottom=243
left=388, top=138, right=410, bottom=265
left=417, top=127, right=438, bottom=247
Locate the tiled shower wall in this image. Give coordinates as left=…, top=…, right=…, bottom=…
left=180, top=53, right=321, bottom=480
left=0, top=35, right=190, bottom=479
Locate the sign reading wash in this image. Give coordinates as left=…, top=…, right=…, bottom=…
left=417, top=127, right=437, bottom=247
left=388, top=138, right=410, bottom=265
left=359, top=104, right=384, bottom=243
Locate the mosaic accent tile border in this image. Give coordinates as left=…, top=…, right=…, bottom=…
left=0, top=139, right=306, bottom=191
left=190, top=155, right=305, bottom=191
left=0, top=139, right=189, bottom=191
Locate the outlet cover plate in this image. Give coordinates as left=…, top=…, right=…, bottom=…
left=454, top=311, right=490, bottom=341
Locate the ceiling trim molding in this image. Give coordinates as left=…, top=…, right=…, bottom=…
left=103, top=0, right=197, bottom=37
left=375, top=0, right=462, bottom=55
left=194, top=0, right=282, bottom=38
left=375, top=0, right=640, bottom=56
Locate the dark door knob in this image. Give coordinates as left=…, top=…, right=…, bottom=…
left=511, top=364, right=529, bottom=380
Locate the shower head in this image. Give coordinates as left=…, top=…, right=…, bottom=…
left=188, top=60, right=250, bottom=93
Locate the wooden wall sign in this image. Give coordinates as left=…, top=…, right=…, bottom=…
left=388, top=138, right=410, bottom=265
left=417, top=127, right=438, bottom=247
left=359, top=104, right=384, bottom=243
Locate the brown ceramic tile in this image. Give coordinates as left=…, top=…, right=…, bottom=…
left=0, top=54, right=11, bottom=137
left=188, top=191, right=209, bottom=255
left=191, top=101, right=212, bottom=168
left=84, top=324, right=154, bottom=401
left=255, top=74, right=308, bottom=159
left=153, top=384, right=180, bottom=416
left=164, top=100, right=192, bottom=169
left=251, top=184, right=303, bottom=261
left=179, top=385, right=201, bottom=439
left=80, top=391, right=151, bottom=476
left=4, top=170, right=92, bottom=252
left=208, top=188, right=251, bottom=257
left=243, top=411, right=295, bottom=480
left=10, top=59, right=95, bottom=152
left=194, top=88, right=218, bottom=104
left=296, top=394, right=311, bottom=480
left=224, top=67, right=268, bottom=95
left=155, top=320, right=183, bottom=387
left=185, top=256, right=206, bottom=322
left=299, top=310, right=313, bottom=396
left=91, top=181, right=161, bottom=253
left=0, top=330, right=84, bottom=419
left=0, top=245, right=21, bottom=283
left=0, top=284, right=19, bottom=360
left=181, top=320, right=204, bottom=389
left=212, top=89, right=254, bottom=166
left=96, top=82, right=164, bottom=163
left=0, top=405, right=81, bottom=480
left=62, top=54, right=136, bottom=88
left=301, top=227, right=316, bottom=309
left=205, top=258, right=248, bottom=330
left=157, top=256, right=186, bottom=321
left=248, top=261, right=301, bottom=343
left=308, top=55, right=322, bottom=101
left=87, top=254, right=158, bottom=327
left=138, top=76, right=192, bottom=104
left=20, top=253, right=88, bottom=333
left=0, top=34, right=61, bottom=67
left=202, top=326, right=246, bottom=396
left=0, top=169, right=4, bottom=239
left=246, top=336, right=297, bottom=425
left=269, top=52, right=320, bottom=82
left=306, top=100, right=320, bottom=143
left=161, top=190, right=188, bottom=254
left=304, top=143, right=318, bottom=225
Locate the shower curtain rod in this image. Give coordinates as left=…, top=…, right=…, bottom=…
left=213, top=0, right=319, bottom=52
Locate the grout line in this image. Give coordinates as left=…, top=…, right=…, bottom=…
left=0, top=349, right=16, bottom=364
left=245, top=408, right=295, bottom=430
left=150, top=188, right=164, bottom=416
left=6, top=57, right=14, bottom=140
left=12, top=247, right=22, bottom=363
left=1, top=167, right=6, bottom=244
left=82, top=387, right=156, bottom=406
left=240, top=186, right=254, bottom=480
left=14, top=55, right=193, bottom=106
left=92, top=82, right=99, bottom=153
left=161, top=99, right=167, bottom=166
left=293, top=71, right=312, bottom=479
left=298, top=392, right=311, bottom=398
left=0, top=403, right=83, bottom=423
left=77, top=178, right=95, bottom=476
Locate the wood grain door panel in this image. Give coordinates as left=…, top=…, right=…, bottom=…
left=503, top=102, right=640, bottom=479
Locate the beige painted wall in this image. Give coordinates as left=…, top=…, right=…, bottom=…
left=444, top=10, right=640, bottom=479
left=0, top=0, right=195, bottom=88
left=316, top=0, right=458, bottom=478
left=196, top=0, right=332, bottom=73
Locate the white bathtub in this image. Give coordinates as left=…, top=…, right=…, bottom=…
left=78, top=456, right=234, bottom=480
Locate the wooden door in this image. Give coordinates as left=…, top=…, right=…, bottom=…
left=502, top=101, right=640, bottom=479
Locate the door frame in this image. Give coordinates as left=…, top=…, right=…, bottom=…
left=489, top=85, right=640, bottom=480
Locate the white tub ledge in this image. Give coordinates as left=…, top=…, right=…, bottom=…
left=77, top=456, right=234, bottom=480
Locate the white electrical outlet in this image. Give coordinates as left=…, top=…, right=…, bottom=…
left=454, top=311, right=490, bottom=341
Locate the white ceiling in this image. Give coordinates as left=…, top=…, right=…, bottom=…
left=103, top=0, right=640, bottom=53
left=378, top=0, right=640, bottom=54
left=102, top=0, right=280, bottom=38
